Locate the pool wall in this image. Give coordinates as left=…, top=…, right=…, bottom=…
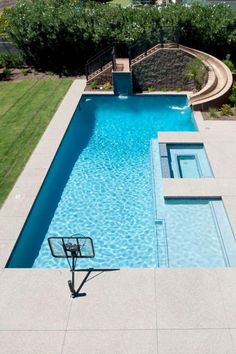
left=6, top=102, right=91, bottom=267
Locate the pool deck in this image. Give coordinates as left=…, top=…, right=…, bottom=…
left=1, top=80, right=236, bottom=353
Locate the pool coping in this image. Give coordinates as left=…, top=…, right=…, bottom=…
left=1, top=87, right=236, bottom=268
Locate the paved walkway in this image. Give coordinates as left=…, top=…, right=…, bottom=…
left=1, top=268, right=236, bottom=354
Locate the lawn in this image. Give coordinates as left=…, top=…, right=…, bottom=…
left=0, top=79, right=73, bottom=206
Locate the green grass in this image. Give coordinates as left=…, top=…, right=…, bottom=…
left=0, top=79, right=73, bottom=206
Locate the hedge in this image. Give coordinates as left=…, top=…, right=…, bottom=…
left=4, top=0, right=236, bottom=72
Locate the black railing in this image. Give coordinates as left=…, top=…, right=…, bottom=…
left=132, top=0, right=155, bottom=5
left=0, top=36, right=18, bottom=54
left=85, top=45, right=116, bottom=80
left=128, top=27, right=179, bottom=62
left=85, top=26, right=180, bottom=79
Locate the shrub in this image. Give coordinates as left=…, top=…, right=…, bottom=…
left=21, top=68, right=28, bottom=76
left=0, top=8, right=10, bottom=35
left=89, top=80, right=98, bottom=90
left=229, top=83, right=236, bottom=107
left=220, top=104, right=233, bottom=116
left=148, top=86, right=156, bottom=92
left=102, top=81, right=112, bottom=90
left=0, top=52, right=23, bottom=68
left=186, top=58, right=206, bottom=91
left=1, top=67, right=12, bottom=80
left=46, top=71, right=54, bottom=76
left=223, top=54, right=235, bottom=72
left=209, top=107, right=220, bottom=118
left=5, top=1, right=236, bottom=71
left=175, top=87, right=182, bottom=92
left=160, top=87, right=168, bottom=92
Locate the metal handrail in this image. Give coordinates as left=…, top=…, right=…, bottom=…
left=85, top=45, right=117, bottom=80
left=85, top=27, right=179, bottom=79
left=86, top=44, right=114, bottom=64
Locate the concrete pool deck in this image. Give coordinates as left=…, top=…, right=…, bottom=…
left=1, top=80, right=236, bottom=353
left=1, top=268, right=236, bottom=354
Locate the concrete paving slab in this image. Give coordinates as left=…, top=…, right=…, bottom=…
left=158, top=132, right=203, bottom=144
left=0, top=331, right=65, bottom=354
left=163, top=179, right=220, bottom=197
left=204, top=141, right=236, bottom=178
left=194, top=113, right=236, bottom=136
left=0, top=186, right=39, bottom=218
left=0, top=270, right=71, bottom=330
left=0, top=216, right=25, bottom=240
left=68, top=269, right=156, bottom=330
left=155, top=269, right=228, bottom=329
left=218, top=179, right=236, bottom=196
left=24, top=153, right=54, bottom=170
left=14, top=168, right=47, bottom=189
left=62, top=330, right=157, bottom=354
left=216, top=269, right=236, bottom=328
left=32, top=140, right=61, bottom=156
left=0, top=239, right=15, bottom=268
left=222, top=197, right=236, bottom=235
left=158, top=329, right=234, bottom=354
left=229, top=329, right=236, bottom=353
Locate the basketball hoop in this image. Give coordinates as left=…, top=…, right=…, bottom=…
left=48, top=236, right=95, bottom=298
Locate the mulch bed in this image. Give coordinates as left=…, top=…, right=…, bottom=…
left=202, top=108, right=236, bottom=121
left=0, top=68, right=84, bottom=81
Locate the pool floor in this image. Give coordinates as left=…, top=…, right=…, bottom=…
left=8, top=94, right=236, bottom=269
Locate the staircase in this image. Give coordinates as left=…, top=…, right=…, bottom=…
left=85, top=45, right=115, bottom=82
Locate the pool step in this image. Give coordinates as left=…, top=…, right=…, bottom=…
left=155, top=219, right=169, bottom=267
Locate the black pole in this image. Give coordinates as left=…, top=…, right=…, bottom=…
left=128, top=47, right=131, bottom=67
left=160, top=28, right=164, bottom=48
left=68, top=254, right=76, bottom=298
left=112, top=46, right=116, bottom=71
left=72, top=255, right=75, bottom=290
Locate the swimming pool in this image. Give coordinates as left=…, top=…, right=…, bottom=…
left=7, top=94, right=196, bottom=268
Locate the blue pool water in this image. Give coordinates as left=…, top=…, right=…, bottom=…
left=164, top=198, right=234, bottom=267
left=167, top=144, right=213, bottom=178
left=7, top=94, right=197, bottom=268
left=151, top=139, right=236, bottom=267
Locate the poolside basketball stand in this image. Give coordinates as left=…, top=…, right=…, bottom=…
left=48, top=236, right=95, bottom=298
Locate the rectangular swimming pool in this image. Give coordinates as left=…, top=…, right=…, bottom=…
left=7, top=94, right=197, bottom=268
